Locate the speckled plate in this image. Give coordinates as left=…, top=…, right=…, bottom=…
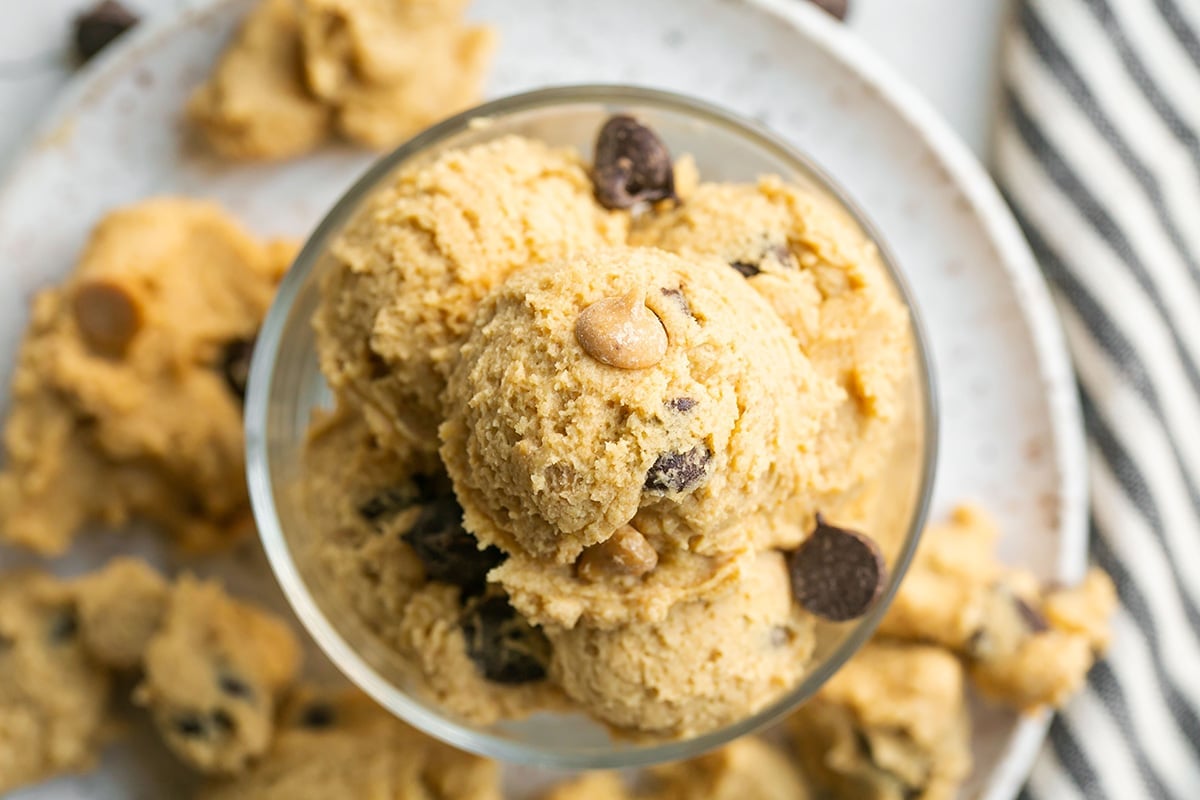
left=0, top=1, right=1085, bottom=798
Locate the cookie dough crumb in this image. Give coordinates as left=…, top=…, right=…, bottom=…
left=790, top=641, right=971, bottom=800
left=74, top=557, right=170, bottom=669
left=0, top=573, right=111, bottom=794
left=136, top=575, right=301, bottom=774
left=0, top=198, right=293, bottom=554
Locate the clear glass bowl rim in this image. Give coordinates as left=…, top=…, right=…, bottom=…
left=245, top=83, right=940, bottom=769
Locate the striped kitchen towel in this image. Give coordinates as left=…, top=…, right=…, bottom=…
left=994, top=0, right=1200, bottom=798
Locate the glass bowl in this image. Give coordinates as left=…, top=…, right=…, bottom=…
left=245, top=85, right=938, bottom=769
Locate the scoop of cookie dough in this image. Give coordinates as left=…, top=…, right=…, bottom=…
left=196, top=687, right=501, bottom=800
left=136, top=575, right=301, bottom=774
left=549, top=551, right=814, bottom=735
left=316, top=135, right=627, bottom=450
left=878, top=505, right=1117, bottom=710
left=441, top=246, right=832, bottom=566
left=789, top=640, right=972, bottom=800
left=0, top=198, right=293, bottom=554
left=631, top=177, right=913, bottom=515
left=0, top=573, right=111, bottom=795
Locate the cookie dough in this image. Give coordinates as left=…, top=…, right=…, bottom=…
left=74, top=557, right=170, bottom=670
left=0, top=198, right=294, bottom=554
left=441, top=247, right=832, bottom=567
left=789, top=641, right=972, bottom=800
left=189, top=0, right=494, bottom=159
left=315, top=135, right=628, bottom=452
left=0, top=573, right=111, bottom=794
left=549, top=552, right=813, bottom=735
left=197, top=687, right=501, bottom=800
left=878, top=505, right=1116, bottom=710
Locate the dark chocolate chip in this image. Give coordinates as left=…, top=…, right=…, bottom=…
left=74, top=1, right=140, bottom=63
left=218, top=673, right=254, bottom=701
left=358, top=486, right=420, bottom=523
left=404, top=494, right=504, bottom=594
left=592, top=115, right=675, bottom=209
left=219, top=336, right=256, bottom=401
left=660, top=287, right=693, bottom=319
left=1014, top=595, right=1050, bottom=633
left=367, top=350, right=390, bottom=379
left=666, top=396, right=697, bottom=413
left=174, top=714, right=207, bottom=738
left=48, top=610, right=79, bottom=643
left=730, top=261, right=761, bottom=278
left=212, top=709, right=235, bottom=734
left=807, top=0, right=849, bottom=21
left=461, top=595, right=549, bottom=684
left=644, top=444, right=712, bottom=493
left=787, top=514, right=886, bottom=621
left=298, top=703, right=336, bottom=729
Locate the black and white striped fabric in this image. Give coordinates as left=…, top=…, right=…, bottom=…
left=994, top=0, right=1200, bottom=798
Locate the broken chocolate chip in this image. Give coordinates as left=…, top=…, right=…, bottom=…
left=730, top=261, right=761, bottom=278
left=644, top=444, right=712, bottom=493
left=298, top=703, right=336, bottom=729
left=174, top=714, right=207, bottom=738
left=404, top=494, right=504, bottom=593
left=358, top=486, right=420, bottom=523
left=592, top=115, right=676, bottom=209
left=461, top=595, right=549, bottom=684
left=218, top=673, right=254, bottom=701
left=807, top=0, right=849, bottom=21
left=219, top=336, right=256, bottom=401
left=666, top=396, right=697, bottom=413
left=787, top=514, right=886, bottom=622
left=48, top=610, right=79, bottom=643
left=74, top=1, right=140, bottom=63
left=1014, top=595, right=1049, bottom=633
left=176, top=710, right=234, bottom=739
left=660, top=287, right=693, bottom=319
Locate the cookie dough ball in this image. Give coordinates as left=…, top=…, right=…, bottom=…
left=0, top=573, right=111, bottom=794
left=136, top=576, right=301, bottom=775
left=315, top=136, right=627, bottom=451
left=197, top=688, right=501, bottom=800
left=0, top=198, right=293, bottom=554
left=74, top=557, right=171, bottom=669
left=441, top=246, right=832, bottom=565
left=632, top=177, right=913, bottom=508
left=549, top=552, right=813, bottom=735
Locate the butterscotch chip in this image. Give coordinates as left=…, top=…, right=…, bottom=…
left=72, top=279, right=142, bottom=356
left=576, top=525, right=659, bottom=582
left=575, top=290, right=668, bottom=370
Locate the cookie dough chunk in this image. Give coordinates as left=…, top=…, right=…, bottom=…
left=196, top=688, right=501, bottom=800
left=315, top=136, right=628, bottom=451
left=877, top=505, right=1117, bottom=710
left=0, top=199, right=293, bottom=554
left=0, top=573, right=111, bottom=794
left=299, top=0, right=495, bottom=149
left=632, top=178, right=913, bottom=514
left=136, top=576, right=301, bottom=774
left=549, top=552, right=814, bottom=736
left=441, top=247, right=832, bottom=568
left=74, top=557, right=171, bottom=669
left=789, top=641, right=971, bottom=800
left=187, top=0, right=332, bottom=160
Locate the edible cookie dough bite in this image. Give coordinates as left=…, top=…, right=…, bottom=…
left=789, top=641, right=972, bottom=800
left=315, top=135, right=628, bottom=452
left=0, top=572, right=112, bottom=794
left=877, top=505, right=1117, bottom=710
left=136, top=575, right=301, bottom=775
left=196, top=687, right=501, bottom=800
left=548, top=551, right=813, bottom=736
left=0, top=198, right=294, bottom=554
left=631, top=176, right=913, bottom=516
left=442, top=247, right=829, bottom=563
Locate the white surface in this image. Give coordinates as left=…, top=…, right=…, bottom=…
left=0, top=0, right=1081, bottom=797
left=0, top=0, right=1011, bottom=171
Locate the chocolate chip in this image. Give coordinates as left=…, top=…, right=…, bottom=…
left=787, top=515, right=886, bottom=621
left=592, top=115, right=675, bottom=209
left=219, top=336, right=255, bottom=401
left=666, top=396, right=697, bottom=413
left=404, top=494, right=504, bottom=594
left=0, top=634, right=13, bottom=653
left=1014, top=595, right=1049, bottom=633
left=730, top=261, right=761, bottom=278
left=660, top=287, right=693, bottom=319
left=48, top=610, right=78, bottom=643
left=174, top=714, right=207, bottom=738
left=644, top=445, right=712, bottom=493
left=74, top=1, right=140, bottom=63
left=807, top=0, right=849, bottom=20
left=73, top=279, right=142, bottom=356
left=359, top=487, right=419, bottom=523
left=461, top=595, right=549, bottom=684
left=298, top=703, right=336, bottom=729
left=218, top=673, right=254, bottom=701
left=212, top=710, right=235, bottom=734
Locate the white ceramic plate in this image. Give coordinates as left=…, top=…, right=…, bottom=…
left=0, top=1, right=1086, bottom=798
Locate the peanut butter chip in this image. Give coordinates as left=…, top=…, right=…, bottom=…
left=575, top=290, right=667, bottom=370
left=73, top=279, right=142, bottom=356
left=577, top=525, right=659, bottom=582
